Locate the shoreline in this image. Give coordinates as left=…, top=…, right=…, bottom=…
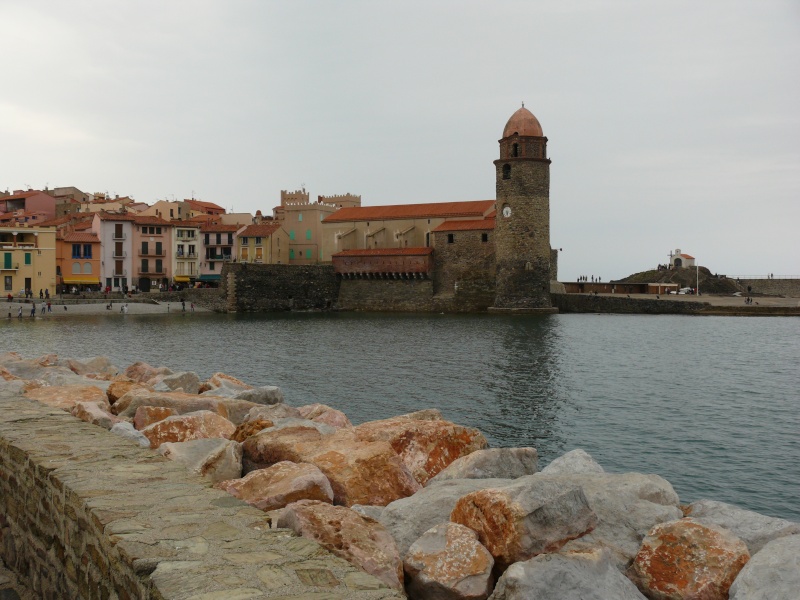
left=1, top=299, right=213, bottom=319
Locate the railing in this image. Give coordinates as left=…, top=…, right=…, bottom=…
left=112, top=233, right=126, bottom=240
left=1, top=263, right=20, bottom=271
left=729, top=275, right=800, bottom=280
left=112, top=251, right=127, bottom=258
left=112, top=269, right=127, bottom=276
left=140, top=251, right=165, bottom=257
left=139, top=269, right=166, bottom=276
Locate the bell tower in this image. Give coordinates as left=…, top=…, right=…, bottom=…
left=491, top=104, right=555, bottom=312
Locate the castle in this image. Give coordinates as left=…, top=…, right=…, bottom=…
left=225, top=106, right=559, bottom=313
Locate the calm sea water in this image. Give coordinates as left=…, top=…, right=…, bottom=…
left=2, top=312, right=798, bottom=520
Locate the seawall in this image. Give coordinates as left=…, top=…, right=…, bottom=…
left=0, top=390, right=400, bottom=599
left=737, top=278, right=800, bottom=297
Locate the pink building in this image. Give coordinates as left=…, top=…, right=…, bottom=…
left=0, top=191, right=57, bottom=222
left=131, top=215, right=173, bottom=291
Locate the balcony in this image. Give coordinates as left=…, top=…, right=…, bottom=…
left=112, top=233, right=126, bottom=240
left=1, top=263, right=20, bottom=271
left=112, top=251, right=127, bottom=258
left=140, top=251, right=165, bottom=257
left=139, top=269, right=166, bottom=276
left=112, top=269, right=127, bottom=277
left=207, top=254, right=233, bottom=261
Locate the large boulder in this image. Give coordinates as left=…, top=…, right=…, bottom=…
left=540, top=448, right=605, bottom=475
left=109, top=422, right=151, bottom=448
left=404, top=522, right=494, bottom=600
left=233, top=385, right=285, bottom=405
left=215, top=461, right=333, bottom=511
left=71, top=401, right=121, bottom=430
left=124, top=361, right=172, bottom=383
left=243, top=427, right=420, bottom=507
left=380, top=479, right=514, bottom=556
left=25, top=385, right=111, bottom=412
left=140, top=410, right=236, bottom=449
left=243, top=404, right=302, bottom=422
left=489, top=548, right=646, bottom=600
left=297, top=403, right=353, bottom=429
left=627, top=518, right=750, bottom=600
left=354, top=414, right=489, bottom=485
left=277, top=500, right=403, bottom=590
left=151, top=371, right=200, bottom=394
left=106, top=379, right=150, bottom=405
left=427, top=448, right=538, bottom=485
left=230, top=418, right=274, bottom=443
left=198, top=372, right=253, bottom=395
left=451, top=476, right=598, bottom=574
left=729, top=534, right=800, bottom=600
left=686, top=499, right=800, bottom=555
left=159, top=438, right=243, bottom=483
left=551, top=472, right=683, bottom=570
left=64, top=356, right=119, bottom=377
left=133, top=406, right=179, bottom=430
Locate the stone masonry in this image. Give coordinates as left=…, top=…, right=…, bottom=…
left=0, top=390, right=402, bottom=600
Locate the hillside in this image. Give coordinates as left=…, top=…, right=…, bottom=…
left=614, top=267, right=742, bottom=295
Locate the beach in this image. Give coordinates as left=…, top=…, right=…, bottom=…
left=2, top=299, right=213, bottom=319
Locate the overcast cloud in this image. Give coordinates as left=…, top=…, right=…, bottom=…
left=1, top=0, right=798, bottom=280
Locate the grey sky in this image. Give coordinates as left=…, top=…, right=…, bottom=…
left=2, top=0, right=798, bottom=280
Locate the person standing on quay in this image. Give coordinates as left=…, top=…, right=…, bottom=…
left=30, top=303, right=36, bottom=318
left=17, top=306, right=22, bottom=319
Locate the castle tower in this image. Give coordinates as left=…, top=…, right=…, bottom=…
left=491, top=105, right=555, bottom=312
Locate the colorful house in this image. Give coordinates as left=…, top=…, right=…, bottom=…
left=0, top=226, right=57, bottom=297
left=131, top=216, right=173, bottom=291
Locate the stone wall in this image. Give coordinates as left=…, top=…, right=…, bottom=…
left=552, top=293, right=707, bottom=314
left=338, top=278, right=435, bottom=312
left=432, top=229, right=494, bottom=296
left=0, top=391, right=401, bottom=599
left=738, top=279, right=800, bottom=297
left=222, top=263, right=340, bottom=312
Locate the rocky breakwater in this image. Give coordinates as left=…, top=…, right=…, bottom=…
left=1, top=352, right=798, bottom=599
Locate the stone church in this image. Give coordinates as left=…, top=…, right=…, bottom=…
left=326, top=105, right=558, bottom=313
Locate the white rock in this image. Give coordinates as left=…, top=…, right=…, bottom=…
left=159, top=438, right=243, bottom=483
left=110, top=422, right=151, bottom=448
left=729, top=534, right=800, bottom=600
left=427, top=447, right=538, bottom=485
left=234, top=385, right=285, bottom=405
left=540, top=449, right=605, bottom=475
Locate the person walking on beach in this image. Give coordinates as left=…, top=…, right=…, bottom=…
left=41, top=303, right=46, bottom=315
left=47, top=301, right=52, bottom=313
left=30, top=303, right=36, bottom=318
left=182, top=300, right=186, bottom=312
left=17, top=306, right=22, bottom=319
left=190, top=302, right=194, bottom=312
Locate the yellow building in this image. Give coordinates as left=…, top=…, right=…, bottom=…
left=237, top=223, right=289, bottom=264
left=0, top=226, right=57, bottom=298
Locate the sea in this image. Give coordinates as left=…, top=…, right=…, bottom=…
left=2, top=311, right=798, bottom=521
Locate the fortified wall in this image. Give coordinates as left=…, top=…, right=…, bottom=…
left=737, top=279, right=800, bottom=297
left=221, top=263, right=340, bottom=312
left=0, top=391, right=399, bottom=599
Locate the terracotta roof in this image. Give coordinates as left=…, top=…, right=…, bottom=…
left=185, top=199, right=225, bottom=212
left=184, top=214, right=220, bottom=224
left=503, top=106, right=544, bottom=138
left=333, top=247, right=434, bottom=257
left=432, top=218, right=495, bottom=232
left=200, top=223, right=240, bottom=233
left=62, top=232, right=99, bottom=243
left=36, top=214, right=94, bottom=228
left=1, top=191, right=42, bottom=200
left=323, top=200, right=495, bottom=223
left=132, top=215, right=172, bottom=226
left=678, top=253, right=695, bottom=259
left=96, top=211, right=137, bottom=221
left=239, top=223, right=281, bottom=237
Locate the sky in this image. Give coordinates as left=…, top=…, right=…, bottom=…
left=1, top=0, right=798, bottom=281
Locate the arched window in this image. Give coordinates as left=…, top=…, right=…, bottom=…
left=72, top=262, right=81, bottom=274
left=502, top=164, right=511, bottom=180
left=83, top=262, right=92, bottom=274
left=512, top=143, right=519, bottom=157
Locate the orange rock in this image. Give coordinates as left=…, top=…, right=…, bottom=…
left=451, top=478, right=598, bottom=574
left=140, top=410, right=236, bottom=449
left=627, top=518, right=750, bottom=600
left=404, top=522, right=494, bottom=600
left=216, top=461, right=333, bottom=511
left=230, top=418, right=275, bottom=443
left=133, top=406, right=179, bottom=430
left=25, top=385, right=111, bottom=412
left=0, top=366, right=21, bottom=382
left=107, top=379, right=150, bottom=405
left=124, top=361, right=171, bottom=383
left=198, top=372, right=253, bottom=394
left=71, top=402, right=121, bottom=430
left=297, top=403, right=353, bottom=429
left=354, top=415, right=489, bottom=485
left=242, top=427, right=420, bottom=507
left=277, top=500, right=404, bottom=590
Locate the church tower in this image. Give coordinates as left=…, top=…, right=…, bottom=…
left=491, top=105, right=555, bottom=312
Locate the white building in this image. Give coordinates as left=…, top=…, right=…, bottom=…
left=670, top=248, right=696, bottom=269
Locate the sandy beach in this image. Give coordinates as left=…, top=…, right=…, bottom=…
left=1, top=299, right=213, bottom=319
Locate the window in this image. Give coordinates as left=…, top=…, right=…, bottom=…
left=204, top=234, right=210, bottom=245
left=188, top=245, right=195, bottom=256
left=306, top=229, right=312, bottom=240
left=142, top=241, right=149, bottom=255
left=72, top=262, right=81, bottom=274
left=155, top=259, right=162, bottom=274
left=241, top=247, right=249, bottom=261
left=177, top=244, right=184, bottom=257
left=209, top=262, right=216, bottom=271
left=24, top=253, right=31, bottom=265
left=298, top=213, right=303, bottom=222
left=481, top=233, right=489, bottom=243
left=447, top=234, right=454, bottom=244
left=156, top=227, right=162, bottom=235
left=3, top=253, right=10, bottom=269
left=503, top=164, right=511, bottom=179
left=141, top=259, right=149, bottom=273
left=5, top=276, right=13, bottom=291
left=425, top=232, right=430, bottom=247
left=512, top=143, right=519, bottom=157
left=155, top=242, right=162, bottom=255
left=255, top=237, right=262, bottom=245
left=255, top=247, right=263, bottom=260
left=56, top=266, right=61, bottom=276
left=216, top=233, right=221, bottom=245
left=170, top=209, right=174, bottom=217
left=83, top=244, right=92, bottom=259
left=305, top=249, right=312, bottom=259
left=289, top=249, right=295, bottom=260
left=289, top=230, right=295, bottom=241
left=240, top=237, right=247, bottom=245
left=72, top=244, right=81, bottom=258
left=227, top=233, right=233, bottom=244
left=83, top=262, right=92, bottom=274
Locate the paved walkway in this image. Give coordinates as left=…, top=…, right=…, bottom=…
left=1, top=300, right=212, bottom=319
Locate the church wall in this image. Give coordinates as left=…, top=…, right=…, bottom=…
left=432, top=229, right=495, bottom=295
left=338, top=278, right=434, bottom=311
left=222, top=263, right=340, bottom=312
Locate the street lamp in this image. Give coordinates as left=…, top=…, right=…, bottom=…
left=696, top=263, right=700, bottom=296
